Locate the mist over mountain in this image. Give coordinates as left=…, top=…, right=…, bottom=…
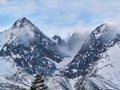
left=0, top=18, right=120, bottom=90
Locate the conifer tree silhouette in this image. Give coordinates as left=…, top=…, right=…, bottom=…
left=30, top=74, right=47, bottom=90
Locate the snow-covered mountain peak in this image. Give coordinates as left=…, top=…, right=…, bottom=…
left=11, top=17, right=42, bottom=36
left=4, top=17, right=46, bottom=44
left=89, top=23, right=119, bottom=45
left=0, top=18, right=42, bottom=49
left=52, top=35, right=66, bottom=46
left=95, top=23, right=107, bottom=31
left=91, top=23, right=109, bottom=39
left=0, top=18, right=64, bottom=77
left=12, top=17, right=33, bottom=28
left=52, top=35, right=62, bottom=43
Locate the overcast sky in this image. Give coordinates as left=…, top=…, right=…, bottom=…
left=0, top=0, right=120, bottom=38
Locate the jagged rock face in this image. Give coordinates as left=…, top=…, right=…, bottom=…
left=0, top=18, right=63, bottom=76
left=64, top=24, right=120, bottom=78
left=52, top=35, right=66, bottom=46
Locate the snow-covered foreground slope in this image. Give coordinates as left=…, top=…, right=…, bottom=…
left=75, top=75, right=120, bottom=90
left=0, top=74, right=74, bottom=90
left=46, top=76, right=72, bottom=90
left=94, top=41, right=120, bottom=87
left=0, top=76, right=28, bottom=90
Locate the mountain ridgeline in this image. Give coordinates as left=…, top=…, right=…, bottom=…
left=64, top=24, right=120, bottom=78
left=0, top=18, right=120, bottom=90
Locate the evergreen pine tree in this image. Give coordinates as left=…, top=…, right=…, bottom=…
left=30, top=74, right=47, bottom=90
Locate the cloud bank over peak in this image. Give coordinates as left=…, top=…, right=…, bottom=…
left=0, top=0, right=120, bottom=45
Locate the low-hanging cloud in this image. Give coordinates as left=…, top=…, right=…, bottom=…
left=103, top=16, right=120, bottom=35
left=14, top=26, right=35, bottom=44
left=49, top=24, right=92, bottom=56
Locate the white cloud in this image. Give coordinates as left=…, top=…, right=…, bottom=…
left=41, top=0, right=63, bottom=9
left=39, top=24, right=74, bottom=39
left=0, top=0, right=38, bottom=17
left=39, top=0, right=120, bottom=23
left=0, top=0, right=7, bottom=5
left=1, top=0, right=120, bottom=24
left=103, top=16, right=120, bottom=34
left=1, top=0, right=120, bottom=40
left=39, top=21, right=93, bottom=41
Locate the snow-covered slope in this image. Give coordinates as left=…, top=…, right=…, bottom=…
left=93, top=39, right=120, bottom=87
left=74, top=42, right=120, bottom=90
left=46, top=76, right=72, bottom=90
left=75, top=75, right=120, bottom=90
left=0, top=76, right=28, bottom=90
left=0, top=57, right=18, bottom=75
left=0, top=28, right=14, bottom=50
left=74, top=40, right=120, bottom=89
